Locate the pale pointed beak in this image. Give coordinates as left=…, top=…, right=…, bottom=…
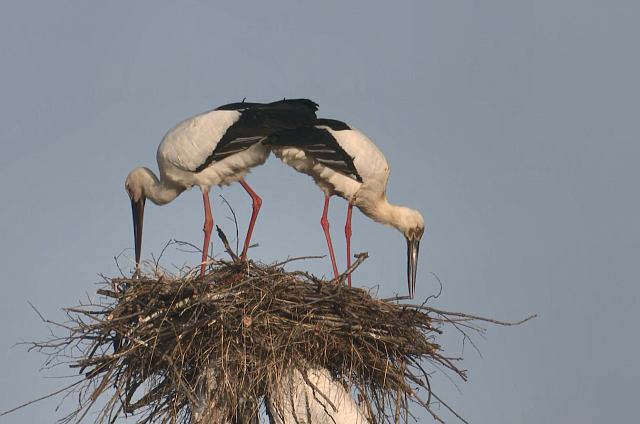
left=131, top=197, right=145, bottom=268
left=407, top=237, right=420, bottom=298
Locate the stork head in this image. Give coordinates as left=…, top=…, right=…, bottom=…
left=125, top=168, right=153, bottom=269
left=397, top=208, right=425, bottom=299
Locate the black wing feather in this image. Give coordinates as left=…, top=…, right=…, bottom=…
left=264, top=123, right=362, bottom=182
left=314, top=118, right=351, bottom=131
left=195, top=99, right=318, bottom=172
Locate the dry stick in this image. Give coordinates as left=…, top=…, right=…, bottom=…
left=429, top=391, right=470, bottom=424
left=150, top=239, right=176, bottom=272
left=219, top=195, right=240, bottom=256
left=300, top=369, right=338, bottom=413
left=408, top=358, right=433, bottom=406
left=216, top=225, right=240, bottom=262
left=336, top=252, right=369, bottom=286
left=96, top=289, right=121, bottom=299
left=172, top=239, right=204, bottom=256
left=452, top=313, right=535, bottom=327
left=134, top=293, right=203, bottom=328
left=407, top=306, right=537, bottom=327
left=0, top=380, right=83, bottom=417
left=90, top=360, right=119, bottom=401
left=273, top=255, right=326, bottom=267
left=394, top=360, right=405, bottom=424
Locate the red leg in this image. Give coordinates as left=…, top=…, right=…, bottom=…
left=239, top=180, right=262, bottom=261
left=321, top=196, right=340, bottom=280
left=201, top=191, right=214, bottom=275
left=345, top=201, right=353, bottom=287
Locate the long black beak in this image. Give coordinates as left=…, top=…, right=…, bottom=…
left=407, top=237, right=420, bottom=298
left=131, top=197, right=145, bottom=268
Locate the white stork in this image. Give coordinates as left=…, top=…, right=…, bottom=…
left=190, top=355, right=259, bottom=424
left=191, top=363, right=370, bottom=424
left=266, top=367, right=371, bottom=424
left=264, top=119, right=424, bottom=298
left=125, top=99, right=318, bottom=275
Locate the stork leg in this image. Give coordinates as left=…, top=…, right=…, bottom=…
left=345, top=201, right=353, bottom=287
left=201, top=191, right=214, bottom=275
left=239, top=180, right=262, bottom=261
left=320, top=196, right=340, bottom=280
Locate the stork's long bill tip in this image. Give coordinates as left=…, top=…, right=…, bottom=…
left=131, top=198, right=145, bottom=268
left=407, top=237, right=420, bottom=299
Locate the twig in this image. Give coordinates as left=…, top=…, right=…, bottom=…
left=219, top=195, right=240, bottom=256
left=336, top=252, right=369, bottom=285
left=273, top=255, right=326, bottom=267
left=0, top=380, right=83, bottom=417
left=410, top=307, right=537, bottom=326
left=301, top=370, right=338, bottom=413
left=216, top=226, right=240, bottom=262
left=429, top=391, right=470, bottom=424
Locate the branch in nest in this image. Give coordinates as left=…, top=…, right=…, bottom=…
left=216, top=225, right=240, bottom=262
left=336, top=252, right=369, bottom=286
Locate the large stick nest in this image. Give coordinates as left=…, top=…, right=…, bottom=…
left=23, top=240, right=533, bottom=424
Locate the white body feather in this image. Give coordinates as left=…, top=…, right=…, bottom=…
left=272, top=127, right=389, bottom=199
left=157, top=109, right=270, bottom=193
left=191, top=365, right=369, bottom=424
left=267, top=367, right=370, bottom=424
left=267, top=120, right=425, bottom=298
left=271, top=126, right=392, bottom=224
left=125, top=98, right=319, bottom=274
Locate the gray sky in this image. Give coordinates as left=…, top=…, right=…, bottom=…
left=1, top=1, right=639, bottom=423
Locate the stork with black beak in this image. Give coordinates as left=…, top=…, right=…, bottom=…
left=265, top=118, right=424, bottom=298
left=125, top=99, right=318, bottom=275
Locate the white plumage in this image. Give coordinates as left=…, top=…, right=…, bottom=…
left=158, top=111, right=265, bottom=185
left=190, top=364, right=370, bottom=424
left=267, top=367, right=370, bottom=424
left=125, top=99, right=318, bottom=275
left=265, top=119, right=424, bottom=298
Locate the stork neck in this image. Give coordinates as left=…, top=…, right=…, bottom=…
left=357, top=195, right=405, bottom=232
left=144, top=170, right=183, bottom=206
left=150, top=183, right=182, bottom=205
